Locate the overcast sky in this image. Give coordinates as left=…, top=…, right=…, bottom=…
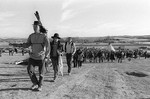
left=0, top=0, right=150, bottom=38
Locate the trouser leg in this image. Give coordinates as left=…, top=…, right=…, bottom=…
left=80, top=61, right=82, bottom=67
left=77, top=60, right=79, bottom=68
left=51, top=58, right=58, bottom=79
left=78, top=61, right=81, bottom=67
left=38, top=60, right=45, bottom=87
left=74, top=59, right=77, bottom=68
left=66, top=54, right=72, bottom=73
left=73, top=60, right=76, bottom=68
left=73, top=61, right=75, bottom=67
left=27, top=58, right=38, bottom=85
left=73, top=58, right=76, bottom=68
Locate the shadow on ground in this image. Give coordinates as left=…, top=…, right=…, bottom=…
left=125, top=71, right=148, bottom=77
left=0, top=88, right=31, bottom=91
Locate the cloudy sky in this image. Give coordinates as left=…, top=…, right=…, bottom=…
left=0, top=0, right=150, bottom=38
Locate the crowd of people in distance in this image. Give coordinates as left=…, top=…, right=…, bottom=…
left=76, top=46, right=148, bottom=64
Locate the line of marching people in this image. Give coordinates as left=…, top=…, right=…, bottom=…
left=22, top=21, right=77, bottom=91
left=49, top=35, right=76, bottom=79
left=21, top=20, right=148, bottom=92
left=80, top=46, right=148, bottom=64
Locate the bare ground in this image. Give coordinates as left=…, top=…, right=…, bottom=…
left=1, top=53, right=150, bottom=99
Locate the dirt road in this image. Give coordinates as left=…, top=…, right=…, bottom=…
left=0, top=54, right=150, bottom=99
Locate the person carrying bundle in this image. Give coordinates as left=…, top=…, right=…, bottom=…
left=50, top=33, right=62, bottom=81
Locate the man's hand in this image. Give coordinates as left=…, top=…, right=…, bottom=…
left=72, top=53, right=75, bottom=56
left=44, top=57, right=48, bottom=62
left=22, top=43, right=30, bottom=48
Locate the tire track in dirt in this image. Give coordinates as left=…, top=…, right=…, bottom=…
left=102, top=66, right=115, bottom=99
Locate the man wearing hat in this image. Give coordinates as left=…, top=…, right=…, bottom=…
left=50, top=33, right=62, bottom=81
left=23, top=21, right=50, bottom=91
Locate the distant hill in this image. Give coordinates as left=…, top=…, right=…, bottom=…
left=0, top=38, right=27, bottom=43
left=0, top=35, right=150, bottom=44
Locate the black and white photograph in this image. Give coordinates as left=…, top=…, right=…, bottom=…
left=0, top=0, right=150, bottom=99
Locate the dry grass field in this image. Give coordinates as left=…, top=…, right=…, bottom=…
left=1, top=52, right=150, bottom=99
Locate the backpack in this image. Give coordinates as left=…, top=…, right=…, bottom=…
left=64, top=42, right=74, bottom=52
